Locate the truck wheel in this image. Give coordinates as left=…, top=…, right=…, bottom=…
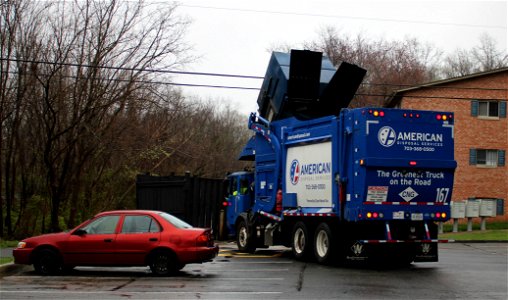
left=236, top=219, right=255, bottom=253
left=314, top=222, right=334, bottom=264
left=292, top=221, right=312, bottom=260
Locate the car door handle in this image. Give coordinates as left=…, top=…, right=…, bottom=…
left=104, top=238, right=113, bottom=242
left=149, top=238, right=158, bottom=242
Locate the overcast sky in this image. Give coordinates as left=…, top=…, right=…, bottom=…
left=170, top=0, right=507, bottom=115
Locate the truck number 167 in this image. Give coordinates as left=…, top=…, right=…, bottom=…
left=435, top=188, right=450, bottom=203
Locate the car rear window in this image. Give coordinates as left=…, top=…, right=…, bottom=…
left=158, top=212, right=193, bottom=229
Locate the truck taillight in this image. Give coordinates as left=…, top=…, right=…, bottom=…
left=432, top=212, right=447, bottom=219
left=436, top=114, right=453, bottom=121
left=366, top=212, right=384, bottom=219
left=368, top=109, right=384, bottom=117
left=222, top=201, right=229, bottom=207
left=403, top=113, right=420, bottom=118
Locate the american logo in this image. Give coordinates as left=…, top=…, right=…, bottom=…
left=378, top=126, right=396, bottom=147
left=289, top=159, right=300, bottom=185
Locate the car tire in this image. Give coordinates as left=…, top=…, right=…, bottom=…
left=314, top=222, right=334, bottom=264
left=292, top=221, right=312, bottom=260
left=236, top=219, right=255, bottom=253
left=33, top=249, right=62, bottom=275
left=149, top=250, right=179, bottom=276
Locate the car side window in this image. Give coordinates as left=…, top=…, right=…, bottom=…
left=81, top=215, right=120, bottom=234
left=121, top=215, right=160, bottom=234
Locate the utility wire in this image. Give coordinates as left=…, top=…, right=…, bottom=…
left=180, top=4, right=506, bottom=30
left=0, top=57, right=264, bottom=80
left=2, top=57, right=507, bottom=92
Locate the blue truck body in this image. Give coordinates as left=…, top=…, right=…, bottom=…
left=226, top=50, right=456, bottom=264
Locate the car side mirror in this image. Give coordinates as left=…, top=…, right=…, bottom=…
left=73, top=229, right=87, bottom=236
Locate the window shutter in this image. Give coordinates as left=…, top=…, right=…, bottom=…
left=499, top=150, right=506, bottom=167
left=500, top=101, right=507, bottom=118
left=469, top=149, right=477, bottom=165
left=471, top=100, right=479, bottom=117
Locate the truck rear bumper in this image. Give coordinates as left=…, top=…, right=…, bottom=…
left=346, top=240, right=443, bottom=263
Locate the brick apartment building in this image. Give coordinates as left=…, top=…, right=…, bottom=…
left=385, top=67, right=507, bottom=221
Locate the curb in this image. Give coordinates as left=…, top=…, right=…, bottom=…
left=0, top=262, right=31, bottom=277
left=453, top=240, right=508, bottom=243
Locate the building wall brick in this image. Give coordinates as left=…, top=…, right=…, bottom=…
left=397, top=70, right=508, bottom=221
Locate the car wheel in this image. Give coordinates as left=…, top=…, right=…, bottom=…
left=292, top=221, right=312, bottom=260
left=314, top=222, right=334, bottom=264
left=149, top=251, right=179, bottom=276
left=33, top=249, right=61, bottom=275
left=236, top=219, right=255, bottom=253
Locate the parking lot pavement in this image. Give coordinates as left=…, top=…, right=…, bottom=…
left=218, top=241, right=291, bottom=258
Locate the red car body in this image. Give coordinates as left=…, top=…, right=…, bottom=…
left=13, top=210, right=218, bottom=275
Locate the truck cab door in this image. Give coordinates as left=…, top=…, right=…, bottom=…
left=226, top=174, right=254, bottom=234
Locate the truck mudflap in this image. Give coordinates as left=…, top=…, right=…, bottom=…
left=345, top=240, right=453, bottom=263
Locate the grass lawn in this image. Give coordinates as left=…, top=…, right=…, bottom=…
left=439, top=229, right=508, bottom=241
left=0, top=240, right=19, bottom=248
left=0, top=257, right=13, bottom=265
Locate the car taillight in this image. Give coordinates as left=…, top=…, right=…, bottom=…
left=196, top=232, right=212, bottom=247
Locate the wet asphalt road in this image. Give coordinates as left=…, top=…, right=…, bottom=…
left=0, top=242, right=507, bottom=299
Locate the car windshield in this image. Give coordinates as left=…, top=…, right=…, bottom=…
left=158, top=212, right=193, bottom=229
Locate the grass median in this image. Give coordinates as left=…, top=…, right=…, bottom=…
left=439, top=222, right=508, bottom=241
left=440, top=229, right=508, bottom=241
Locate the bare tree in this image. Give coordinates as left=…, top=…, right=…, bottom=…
left=301, top=27, right=441, bottom=107
left=441, top=33, right=507, bottom=78
left=1, top=0, right=50, bottom=237
left=0, top=0, right=192, bottom=235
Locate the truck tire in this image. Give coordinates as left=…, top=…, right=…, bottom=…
left=291, top=221, right=312, bottom=260
left=236, top=219, right=255, bottom=253
left=314, top=222, right=334, bottom=264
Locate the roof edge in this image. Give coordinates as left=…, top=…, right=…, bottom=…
left=385, top=67, right=508, bottom=108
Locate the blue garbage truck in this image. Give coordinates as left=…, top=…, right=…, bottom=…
left=225, top=50, right=456, bottom=264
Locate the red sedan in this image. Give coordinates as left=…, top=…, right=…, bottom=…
left=14, top=210, right=218, bottom=276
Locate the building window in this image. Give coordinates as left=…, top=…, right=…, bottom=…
left=476, top=149, right=498, bottom=166
left=470, top=149, right=506, bottom=167
left=471, top=100, right=507, bottom=118
left=478, top=101, right=499, bottom=117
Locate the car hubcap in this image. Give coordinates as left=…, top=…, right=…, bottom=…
left=40, top=254, right=55, bottom=274
left=154, top=255, right=168, bottom=273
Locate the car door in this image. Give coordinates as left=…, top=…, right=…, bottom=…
left=62, top=215, right=120, bottom=266
left=114, top=214, right=161, bottom=265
